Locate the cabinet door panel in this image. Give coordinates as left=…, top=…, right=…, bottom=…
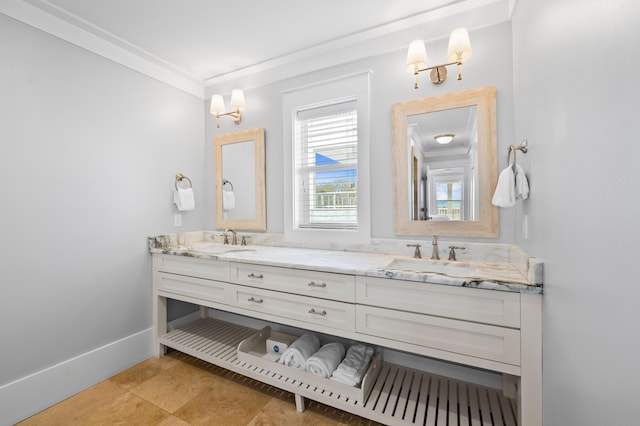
left=156, top=255, right=230, bottom=282
left=157, top=273, right=229, bottom=304
left=356, top=276, right=520, bottom=328
left=356, top=305, right=520, bottom=365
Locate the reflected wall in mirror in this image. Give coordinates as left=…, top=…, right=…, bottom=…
left=392, top=86, right=497, bottom=237
left=214, top=128, right=266, bottom=231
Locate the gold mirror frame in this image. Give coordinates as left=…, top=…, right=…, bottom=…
left=214, top=128, right=266, bottom=231
left=392, top=86, right=498, bottom=237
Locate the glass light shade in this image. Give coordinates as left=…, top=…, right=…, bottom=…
left=230, top=89, right=246, bottom=112
left=447, top=28, right=472, bottom=63
left=210, top=94, right=226, bottom=115
left=435, top=134, right=454, bottom=144
left=405, top=39, right=428, bottom=73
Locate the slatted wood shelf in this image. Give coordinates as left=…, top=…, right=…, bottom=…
left=159, top=317, right=517, bottom=426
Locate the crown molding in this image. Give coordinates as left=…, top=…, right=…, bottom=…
left=1, top=0, right=205, bottom=99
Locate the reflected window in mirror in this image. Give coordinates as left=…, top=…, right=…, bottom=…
left=392, top=86, right=497, bottom=237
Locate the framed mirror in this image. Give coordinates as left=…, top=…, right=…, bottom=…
left=392, top=86, right=497, bottom=237
left=214, top=128, right=266, bottom=231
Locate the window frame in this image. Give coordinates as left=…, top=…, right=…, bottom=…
left=282, top=71, right=371, bottom=243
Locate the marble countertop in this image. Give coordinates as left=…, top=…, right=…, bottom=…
left=149, top=232, right=543, bottom=294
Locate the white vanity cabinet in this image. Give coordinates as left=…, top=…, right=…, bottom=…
left=152, top=253, right=541, bottom=426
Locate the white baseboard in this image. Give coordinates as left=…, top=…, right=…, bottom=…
left=0, top=328, right=153, bottom=426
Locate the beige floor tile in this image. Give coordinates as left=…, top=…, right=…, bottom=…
left=110, top=356, right=180, bottom=390
left=156, top=415, right=192, bottom=426
left=173, top=377, right=272, bottom=426
left=18, top=381, right=170, bottom=426
left=130, top=361, right=220, bottom=413
left=246, top=398, right=342, bottom=426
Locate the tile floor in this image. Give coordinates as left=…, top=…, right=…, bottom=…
left=18, top=350, right=381, bottom=426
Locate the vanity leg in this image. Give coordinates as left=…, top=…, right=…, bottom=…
left=199, top=305, right=209, bottom=319
left=294, top=394, right=305, bottom=413
left=153, top=295, right=167, bottom=357
left=519, top=293, right=542, bottom=426
left=502, top=374, right=518, bottom=399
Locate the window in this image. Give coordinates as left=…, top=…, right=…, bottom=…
left=283, top=71, right=370, bottom=242
left=294, top=101, right=358, bottom=229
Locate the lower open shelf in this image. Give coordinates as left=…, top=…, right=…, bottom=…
left=158, top=317, right=517, bottom=426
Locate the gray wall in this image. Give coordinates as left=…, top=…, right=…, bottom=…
left=512, top=0, right=640, bottom=424
left=204, top=23, right=518, bottom=243
left=0, top=11, right=204, bottom=411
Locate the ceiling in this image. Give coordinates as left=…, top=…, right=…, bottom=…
left=2, top=0, right=515, bottom=97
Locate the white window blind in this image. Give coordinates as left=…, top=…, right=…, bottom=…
left=294, top=100, right=358, bottom=229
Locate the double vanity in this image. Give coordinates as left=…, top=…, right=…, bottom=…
left=149, top=231, right=542, bottom=426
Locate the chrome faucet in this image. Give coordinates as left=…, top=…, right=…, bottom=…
left=431, top=235, right=440, bottom=260
left=406, top=243, right=422, bottom=259
left=448, top=245, right=466, bottom=261
left=223, top=229, right=237, bottom=245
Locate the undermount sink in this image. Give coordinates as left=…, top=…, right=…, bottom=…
left=385, top=258, right=478, bottom=278
left=189, top=244, right=256, bottom=254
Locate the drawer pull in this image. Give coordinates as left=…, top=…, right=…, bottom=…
left=248, top=273, right=264, bottom=279
left=308, top=308, right=327, bottom=316
left=307, top=281, right=327, bottom=288
left=248, top=297, right=264, bottom=303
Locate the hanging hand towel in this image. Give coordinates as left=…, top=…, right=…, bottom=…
left=279, top=332, right=320, bottom=369
left=515, top=164, right=530, bottom=200
left=305, top=342, right=346, bottom=378
left=491, top=166, right=516, bottom=208
left=174, top=188, right=195, bottom=211
left=223, top=190, right=235, bottom=210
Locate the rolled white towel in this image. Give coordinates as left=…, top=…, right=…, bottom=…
left=305, top=342, right=345, bottom=378
left=279, top=333, right=320, bottom=369
left=331, top=344, right=374, bottom=387
left=514, top=164, right=529, bottom=200
left=491, top=166, right=516, bottom=208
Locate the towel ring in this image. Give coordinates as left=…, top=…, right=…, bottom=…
left=507, top=139, right=529, bottom=167
left=222, top=179, right=234, bottom=191
left=175, top=173, right=192, bottom=190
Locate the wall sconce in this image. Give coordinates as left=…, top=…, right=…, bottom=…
left=434, top=133, right=455, bottom=145
left=405, top=28, right=472, bottom=89
left=210, top=89, right=246, bottom=128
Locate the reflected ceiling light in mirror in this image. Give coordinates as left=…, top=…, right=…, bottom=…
left=210, top=89, right=246, bottom=128
left=434, top=133, right=455, bottom=144
left=405, top=27, right=472, bottom=89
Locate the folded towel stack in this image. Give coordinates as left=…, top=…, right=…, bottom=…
left=331, top=344, right=374, bottom=387
left=173, top=188, right=195, bottom=211
left=279, top=333, right=320, bottom=369
left=304, top=342, right=345, bottom=378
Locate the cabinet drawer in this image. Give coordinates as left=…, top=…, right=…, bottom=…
left=154, top=254, right=229, bottom=282
left=356, top=305, right=520, bottom=365
left=231, top=286, right=355, bottom=332
left=230, top=263, right=355, bottom=302
left=157, top=273, right=230, bottom=305
left=356, top=276, right=520, bottom=328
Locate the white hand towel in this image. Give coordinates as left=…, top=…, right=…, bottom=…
left=515, top=164, right=530, bottom=200
left=331, top=344, right=374, bottom=387
left=279, top=333, right=320, bottom=369
left=305, top=342, right=345, bottom=378
left=491, top=166, right=516, bottom=208
left=174, top=188, right=195, bottom=211
left=223, top=190, right=235, bottom=210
